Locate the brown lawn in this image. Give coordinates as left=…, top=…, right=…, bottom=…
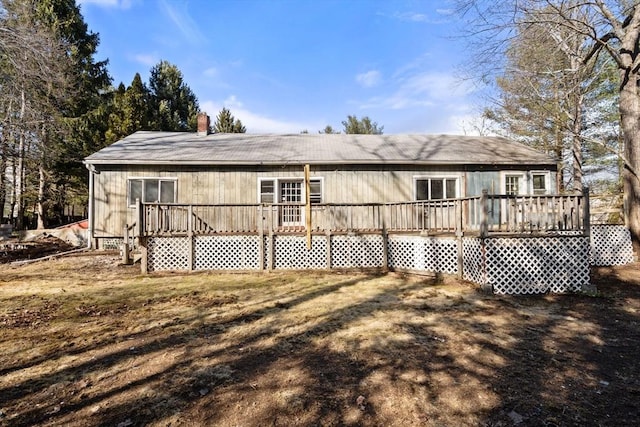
left=1, top=254, right=639, bottom=426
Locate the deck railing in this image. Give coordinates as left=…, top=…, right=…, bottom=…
left=136, top=190, right=589, bottom=237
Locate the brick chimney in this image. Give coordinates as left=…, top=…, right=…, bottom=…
left=197, top=112, right=210, bottom=136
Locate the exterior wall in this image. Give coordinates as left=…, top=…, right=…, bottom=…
left=91, top=164, right=557, bottom=237
left=466, top=171, right=500, bottom=196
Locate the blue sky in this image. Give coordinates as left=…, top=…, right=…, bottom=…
left=78, top=0, right=482, bottom=134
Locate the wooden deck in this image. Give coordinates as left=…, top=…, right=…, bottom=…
left=132, top=191, right=589, bottom=238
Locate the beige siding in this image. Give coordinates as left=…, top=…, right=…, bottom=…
left=92, top=165, right=556, bottom=237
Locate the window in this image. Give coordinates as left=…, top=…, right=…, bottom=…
left=128, top=178, right=177, bottom=206
left=258, top=178, right=323, bottom=204
left=532, top=173, right=547, bottom=195
left=504, top=175, right=522, bottom=195
left=415, top=177, right=457, bottom=200
left=309, top=179, right=322, bottom=204
left=260, top=180, right=275, bottom=203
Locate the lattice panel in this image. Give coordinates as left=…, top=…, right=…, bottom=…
left=147, top=237, right=191, bottom=271
left=463, top=238, right=484, bottom=284
left=387, top=235, right=421, bottom=270
left=331, top=235, right=385, bottom=268
left=194, top=235, right=261, bottom=270
left=485, top=236, right=589, bottom=295
left=99, top=238, right=122, bottom=250
left=263, top=236, right=271, bottom=270
left=387, top=235, right=459, bottom=273
left=424, top=237, right=458, bottom=274
left=590, top=225, right=635, bottom=266
left=273, top=235, right=328, bottom=269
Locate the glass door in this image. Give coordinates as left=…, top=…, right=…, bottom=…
left=280, top=180, right=303, bottom=226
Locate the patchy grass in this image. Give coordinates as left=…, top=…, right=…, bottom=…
left=1, top=255, right=640, bottom=426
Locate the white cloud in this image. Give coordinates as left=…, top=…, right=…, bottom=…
left=200, top=98, right=318, bottom=134
left=159, top=0, right=205, bottom=44
left=203, top=67, right=219, bottom=78
left=393, top=12, right=428, bottom=22
left=221, top=95, right=243, bottom=109
left=436, top=8, right=455, bottom=16
left=131, top=53, right=158, bottom=67
left=356, top=70, right=382, bottom=88
left=382, top=10, right=450, bottom=24
left=403, top=72, right=474, bottom=100
left=359, top=71, right=475, bottom=111
left=385, top=105, right=485, bottom=135
left=77, top=0, right=133, bottom=9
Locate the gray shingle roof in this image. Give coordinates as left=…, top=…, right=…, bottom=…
left=84, top=131, right=556, bottom=166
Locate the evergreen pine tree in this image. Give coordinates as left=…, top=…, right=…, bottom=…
left=213, top=108, right=246, bottom=133
left=148, top=60, right=199, bottom=132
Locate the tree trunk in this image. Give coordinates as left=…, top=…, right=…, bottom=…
left=14, top=89, right=26, bottom=230
left=14, top=132, right=25, bottom=229
left=618, top=70, right=640, bottom=243
left=572, top=93, right=584, bottom=192
left=0, top=143, right=6, bottom=222
left=36, top=165, right=46, bottom=230
left=36, top=125, right=48, bottom=230
left=617, top=4, right=640, bottom=245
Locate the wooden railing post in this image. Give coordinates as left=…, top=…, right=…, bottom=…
left=267, top=204, right=274, bottom=271
left=122, top=224, right=131, bottom=265
left=382, top=205, right=389, bottom=270
left=187, top=204, right=194, bottom=271
left=480, top=190, right=489, bottom=238
left=135, top=198, right=142, bottom=236
left=582, top=187, right=590, bottom=237
left=258, top=205, right=265, bottom=271
left=456, top=199, right=464, bottom=278
left=135, top=198, right=148, bottom=274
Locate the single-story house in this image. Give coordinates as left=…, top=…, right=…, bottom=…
left=83, top=113, right=558, bottom=248
left=82, top=114, right=637, bottom=294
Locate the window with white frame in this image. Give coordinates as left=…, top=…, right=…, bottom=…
left=532, top=172, right=548, bottom=195
left=128, top=178, right=177, bottom=207
left=504, top=174, right=522, bottom=195
left=415, top=177, right=458, bottom=200
left=258, top=177, right=323, bottom=204
left=309, top=179, right=322, bottom=203
left=502, top=171, right=551, bottom=195
left=259, top=180, right=275, bottom=203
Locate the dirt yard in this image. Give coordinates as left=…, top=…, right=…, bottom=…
left=1, top=254, right=639, bottom=426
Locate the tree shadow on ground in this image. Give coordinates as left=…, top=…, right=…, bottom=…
left=2, top=263, right=640, bottom=426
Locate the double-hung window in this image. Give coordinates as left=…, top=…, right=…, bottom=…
left=128, top=178, right=177, bottom=207
left=258, top=177, right=323, bottom=204
left=415, top=177, right=458, bottom=200
left=309, top=179, right=322, bottom=204
left=503, top=172, right=550, bottom=196
left=259, top=177, right=323, bottom=227
left=504, top=174, right=522, bottom=196
left=532, top=172, right=548, bottom=195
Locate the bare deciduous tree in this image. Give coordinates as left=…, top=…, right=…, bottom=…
left=0, top=0, right=73, bottom=228
left=458, top=0, right=640, bottom=242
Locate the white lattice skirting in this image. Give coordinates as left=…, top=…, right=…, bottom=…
left=590, top=225, right=635, bottom=266
left=330, top=234, right=385, bottom=268
left=195, top=235, right=261, bottom=270
left=146, top=234, right=458, bottom=274
left=485, top=236, right=590, bottom=294
left=147, top=236, right=190, bottom=271
left=273, top=235, right=328, bottom=270
left=387, top=235, right=458, bottom=274
left=143, top=227, right=634, bottom=294
left=462, top=238, right=484, bottom=284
